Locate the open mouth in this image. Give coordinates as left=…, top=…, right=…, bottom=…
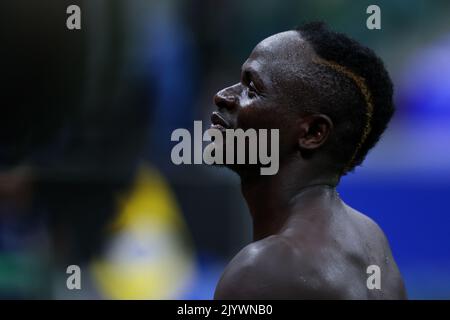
left=210, top=112, right=231, bottom=131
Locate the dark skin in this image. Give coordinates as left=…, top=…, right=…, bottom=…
left=211, top=31, right=407, bottom=299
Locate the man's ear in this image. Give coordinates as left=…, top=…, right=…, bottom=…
left=297, top=114, right=333, bottom=150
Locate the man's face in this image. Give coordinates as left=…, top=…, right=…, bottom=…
left=212, top=31, right=320, bottom=160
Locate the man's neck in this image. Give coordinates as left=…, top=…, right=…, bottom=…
left=240, top=159, right=339, bottom=241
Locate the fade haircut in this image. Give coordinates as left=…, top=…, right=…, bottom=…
left=296, top=22, right=394, bottom=175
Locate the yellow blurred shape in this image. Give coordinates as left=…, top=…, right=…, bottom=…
left=91, top=165, right=194, bottom=299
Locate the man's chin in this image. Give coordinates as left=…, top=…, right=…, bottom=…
left=206, top=142, right=277, bottom=177
left=210, top=161, right=262, bottom=178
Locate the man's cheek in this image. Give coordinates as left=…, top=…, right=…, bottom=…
left=237, top=103, right=274, bottom=130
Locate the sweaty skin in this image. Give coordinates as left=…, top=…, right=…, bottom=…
left=211, top=31, right=406, bottom=299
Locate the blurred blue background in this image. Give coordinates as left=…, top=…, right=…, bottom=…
left=0, top=0, right=449, bottom=299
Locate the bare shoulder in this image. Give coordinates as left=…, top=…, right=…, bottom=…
left=214, top=235, right=343, bottom=299
left=214, top=205, right=407, bottom=300
left=341, top=203, right=408, bottom=299
left=343, top=203, right=393, bottom=251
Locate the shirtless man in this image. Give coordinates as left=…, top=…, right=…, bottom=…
left=211, top=22, right=406, bottom=299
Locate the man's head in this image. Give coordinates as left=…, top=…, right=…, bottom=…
left=212, top=22, right=394, bottom=178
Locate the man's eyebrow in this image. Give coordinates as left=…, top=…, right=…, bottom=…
left=241, top=67, right=265, bottom=88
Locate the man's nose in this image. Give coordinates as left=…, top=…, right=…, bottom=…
left=214, top=85, right=238, bottom=111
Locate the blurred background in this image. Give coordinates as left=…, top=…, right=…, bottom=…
left=0, top=0, right=449, bottom=299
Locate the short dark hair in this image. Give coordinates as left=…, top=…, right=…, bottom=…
left=296, top=22, right=394, bottom=175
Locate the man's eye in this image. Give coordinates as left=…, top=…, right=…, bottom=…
left=248, top=81, right=258, bottom=94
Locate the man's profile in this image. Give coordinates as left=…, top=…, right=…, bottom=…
left=210, top=22, right=406, bottom=299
